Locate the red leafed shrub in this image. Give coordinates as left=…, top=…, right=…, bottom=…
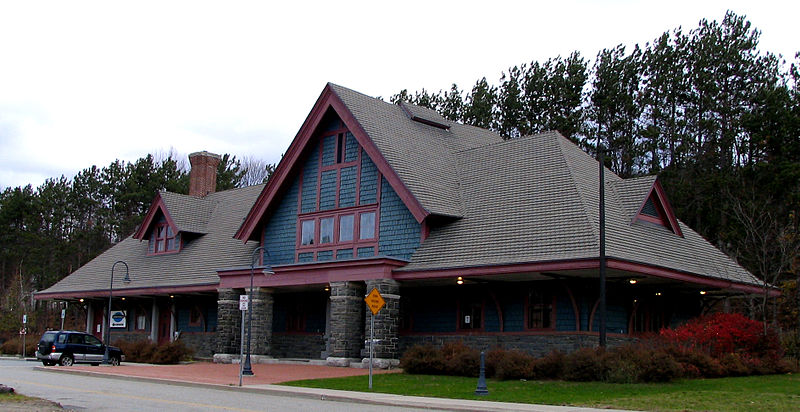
left=659, top=313, right=779, bottom=359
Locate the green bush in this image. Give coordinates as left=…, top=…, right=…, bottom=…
left=563, top=347, right=606, bottom=382
left=0, top=337, right=38, bottom=356
left=493, top=349, right=534, bottom=380
left=113, top=339, right=193, bottom=364
left=532, top=350, right=565, bottom=380
left=400, top=345, right=446, bottom=375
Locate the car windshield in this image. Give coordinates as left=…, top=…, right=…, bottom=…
left=39, top=332, right=57, bottom=343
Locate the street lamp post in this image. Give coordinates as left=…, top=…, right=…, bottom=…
left=104, top=260, right=131, bottom=365
left=242, top=246, right=274, bottom=376
left=598, top=145, right=607, bottom=348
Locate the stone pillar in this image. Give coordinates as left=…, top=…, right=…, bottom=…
left=249, top=288, right=273, bottom=356
left=362, top=279, right=401, bottom=368
left=215, top=288, right=241, bottom=356
left=326, top=281, right=365, bottom=366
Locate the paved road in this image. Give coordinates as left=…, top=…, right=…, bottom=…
left=0, top=359, right=443, bottom=412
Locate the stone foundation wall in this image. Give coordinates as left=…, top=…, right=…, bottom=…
left=399, top=334, right=635, bottom=358
left=108, top=331, right=150, bottom=345
left=178, top=332, right=216, bottom=358
left=272, top=333, right=325, bottom=359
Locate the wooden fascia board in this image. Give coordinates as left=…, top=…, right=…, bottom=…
left=392, top=257, right=772, bottom=295
left=217, top=257, right=408, bottom=288
left=132, top=194, right=178, bottom=240
left=33, top=283, right=220, bottom=300
left=235, top=84, right=431, bottom=242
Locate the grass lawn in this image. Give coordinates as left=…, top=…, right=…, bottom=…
left=282, top=373, right=800, bottom=411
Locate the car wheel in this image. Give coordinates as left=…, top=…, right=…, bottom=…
left=110, top=356, right=120, bottom=366
left=59, top=355, right=74, bottom=366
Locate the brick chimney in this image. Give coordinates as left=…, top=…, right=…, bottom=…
left=188, top=151, right=222, bottom=197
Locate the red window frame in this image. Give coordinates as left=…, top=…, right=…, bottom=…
left=188, top=306, right=204, bottom=327
left=148, top=222, right=180, bottom=255
left=295, top=205, right=379, bottom=260
left=525, top=289, right=556, bottom=330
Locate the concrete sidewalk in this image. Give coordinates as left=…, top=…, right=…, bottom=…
left=34, top=362, right=632, bottom=412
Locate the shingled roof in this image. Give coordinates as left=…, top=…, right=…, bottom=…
left=396, top=129, right=759, bottom=287
left=37, top=184, right=264, bottom=298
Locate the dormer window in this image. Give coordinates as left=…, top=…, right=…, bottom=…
left=149, top=222, right=181, bottom=255
left=634, top=182, right=683, bottom=237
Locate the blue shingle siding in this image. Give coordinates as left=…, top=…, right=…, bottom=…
left=357, top=246, right=374, bottom=257
left=264, top=178, right=299, bottom=265
left=301, top=142, right=319, bottom=213
left=321, top=135, right=336, bottom=167
left=338, top=166, right=357, bottom=208
left=556, top=293, right=577, bottom=331
left=502, top=300, right=525, bottom=332
left=336, top=248, right=353, bottom=260
left=485, top=303, right=500, bottom=332
left=359, top=155, right=378, bottom=205
left=410, top=294, right=457, bottom=333
left=319, top=170, right=337, bottom=210
left=298, top=252, right=314, bottom=263
left=590, top=302, right=628, bottom=334
left=344, top=132, right=358, bottom=163
left=317, top=250, right=333, bottom=261
left=378, top=178, right=420, bottom=260
left=175, top=299, right=217, bottom=333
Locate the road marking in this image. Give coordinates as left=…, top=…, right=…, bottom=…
left=12, top=378, right=262, bottom=411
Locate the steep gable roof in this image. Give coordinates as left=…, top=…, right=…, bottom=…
left=37, top=184, right=264, bottom=298
left=236, top=83, right=503, bottom=241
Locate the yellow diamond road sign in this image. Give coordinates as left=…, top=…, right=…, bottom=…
left=365, top=288, right=385, bottom=315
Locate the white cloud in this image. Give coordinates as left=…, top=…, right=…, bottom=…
left=0, top=0, right=797, bottom=189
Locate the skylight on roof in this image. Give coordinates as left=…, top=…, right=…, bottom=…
left=400, top=102, right=450, bottom=130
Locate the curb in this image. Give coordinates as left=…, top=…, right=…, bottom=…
left=33, top=366, right=628, bottom=412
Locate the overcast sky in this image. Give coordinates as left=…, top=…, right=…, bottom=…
left=1, top=1, right=797, bottom=190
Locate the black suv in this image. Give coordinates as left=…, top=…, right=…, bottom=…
left=36, top=330, right=124, bottom=366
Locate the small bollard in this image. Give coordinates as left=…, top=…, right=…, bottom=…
left=475, top=350, right=489, bottom=396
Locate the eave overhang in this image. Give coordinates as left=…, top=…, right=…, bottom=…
left=392, top=257, right=774, bottom=296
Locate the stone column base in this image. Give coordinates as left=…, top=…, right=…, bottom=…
left=325, top=356, right=362, bottom=367
left=355, top=357, right=400, bottom=369
left=213, top=353, right=274, bottom=364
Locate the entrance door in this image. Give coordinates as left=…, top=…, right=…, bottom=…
left=157, top=306, right=172, bottom=345
left=93, top=308, right=104, bottom=340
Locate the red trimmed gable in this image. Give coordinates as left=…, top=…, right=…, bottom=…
left=132, top=193, right=179, bottom=241
left=633, top=179, right=683, bottom=237
left=235, top=83, right=430, bottom=242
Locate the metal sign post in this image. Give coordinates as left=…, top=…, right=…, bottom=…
left=364, top=288, right=386, bottom=390
left=61, top=308, right=66, bottom=330
left=22, top=315, right=27, bottom=359
left=238, top=295, right=249, bottom=387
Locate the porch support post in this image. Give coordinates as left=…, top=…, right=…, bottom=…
left=326, top=281, right=365, bottom=366
left=215, top=288, right=242, bottom=356
left=249, top=288, right=273, bottom=356
left=362, top=279, right=401, bottom=369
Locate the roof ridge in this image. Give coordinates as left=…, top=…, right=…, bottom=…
left=452, top=130, right=561, bottom=155
left=555, top=134, right=601, bottom=252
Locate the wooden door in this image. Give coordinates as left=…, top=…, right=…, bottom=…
left=157, top=306, right=171, bottom=345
